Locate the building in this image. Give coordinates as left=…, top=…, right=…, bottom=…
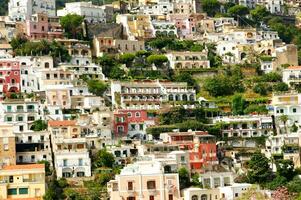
left=57, top=1, right=106, bottom=23
left=110, top=80, right=196, bottom=110
left=8, top=0, right=56, bottom=21
left=183, top=188, right=220, bottom=200
left=283, top=66, right=301, bottom=88
left=271, top=92, right=301, bottom=126
left=0, top=164, right=46, bottom=199
left=1, top=99, right=43, bottom=133
left=0, top=124, right=16, bottom=166
left=93, top=36, right=145, bottom=56
left=160, top=130, right=217, bottom=172
left=166, top=51, right=210, bottom=70
left=23, top=13, right=63, bottom=40
left=113, top=109, right=157, bottom=137
left=15, top=131, right=51, bottom=164
left=0, top=59, right=20, bottom=99
left=107, top=160, right=181, bottom=200
left=152, top=20, right=177, bottom=37
left=116, top=14, right=154, bottom=40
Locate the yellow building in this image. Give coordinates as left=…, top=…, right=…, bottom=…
left=0, top=124, right=16, bottom=166
left=0, top=164, right=45, bottom=199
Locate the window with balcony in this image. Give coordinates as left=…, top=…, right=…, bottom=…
left=147, top=180, right=156, bottom=190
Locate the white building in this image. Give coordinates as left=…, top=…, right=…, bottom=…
left=282, top=66, right=301, bottom=87
left=57, top=1, right=106, bottom=23
left=219, top=183, right=253, bottom=200
left=152, top=20, right=177, bottom=37
left=140, top=0, right=174, bottom=15
left=8, top=0, right=56, bottom=21
left=15, top=131, right=52, bottom=164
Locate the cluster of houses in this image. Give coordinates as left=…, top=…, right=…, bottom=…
left=0, top=0, right=301, bottom=200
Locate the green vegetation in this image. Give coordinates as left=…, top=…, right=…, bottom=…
left=60, top=14, right=85, bottom=39
left=86, top=79, right=107, bottom=96
left=30, top=120, right=48, bottom=131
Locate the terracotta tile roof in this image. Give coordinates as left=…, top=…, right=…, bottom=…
left=286, top=66, right=301, bottom=70
left=2, top=164, right=45, bottom=170
left=48, top=120, right=76, bottom=127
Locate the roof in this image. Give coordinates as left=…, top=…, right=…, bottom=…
left=286, top=66, right=301, bottom=70
left=2, top=164, right=44, bottom=170
left=48, top=120, right=76, bottom=127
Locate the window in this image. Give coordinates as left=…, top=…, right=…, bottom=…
left=192, top=195, right=198, bottom=200
left=235, top=193, right=238, bottom=197
left=7, top=105, right=12, bottom=112
left=149, top=196, right=154, bottom=200
left=127, top=112, right=132, bottom=117
left=19, top=126, right=24, bottom=132
left=4, top=144, right=8, bottom=151
left=168, top=195, right=173, bottom=200
left=128, top=181, right=133, bottom=190
left=147, top=180, right=156, bottom=190
left=293, top=108, right=297, bottom=113
left=135, top=112, right=140, bottom=117
left=17, top=116, right=23, bottom=121
left=19, top=188, right=28, bottom=194
left=7, top=188, right=17, bottom=195
left=78, top=158, right=83, bottom=166
left=63, top=159, right=67, bottom=167
left=6, top=116, right=12, bottom=122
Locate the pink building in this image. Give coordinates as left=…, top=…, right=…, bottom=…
left=168, top=13, right=205, bottom=38
left=25, top=13, right=63, bottom=40
left=0, top=59, right=20, bottom=99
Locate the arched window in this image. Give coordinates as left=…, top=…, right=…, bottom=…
left=192, top=195, right=198, bottom=200
left=201, top=194, right=207, bottom=200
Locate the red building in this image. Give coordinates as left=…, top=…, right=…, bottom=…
left=113, top=109, right=157, bottom=138
left=160, top=131, right=217, bottom=172
left=0, top=60, right=20, bottom=99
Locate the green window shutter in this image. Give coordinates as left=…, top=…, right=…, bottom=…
left=19, top=188, right=28, bottom=194
left=7, top=188, right=17, bottom=195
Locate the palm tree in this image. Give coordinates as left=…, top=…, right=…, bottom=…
left=279, top=114, right=289, bottom=134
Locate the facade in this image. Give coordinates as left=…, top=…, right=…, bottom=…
left=283, top=66, right=301, bottom=88
left=166, top=51, right=210, bottom=70
left=0, top=164, right=46, bottom=199
left=113, top=109, right=156, bottom=137
left=110, top=80, right=196, bottom=110
left=57, top=1, right=106, bottom=23
left=160, top=130, right=217, bottom=172
left=0, top=124, right=16, bottom=166
left=24, top=13, right=63, bottom=40
left=93, top=36, right=145, bottom=56
left=8, top=0, right=56, bottom=21
left=152, top=21, right=177, bottom=37
left=107, top=160, right=181, bottom=200
left=0, top=59, right=20, bottom=99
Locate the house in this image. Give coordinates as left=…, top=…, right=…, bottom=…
left=107, top=160, right=181, bottom=200
left=1, top=99, right=43, bottom=133
left=160, top=130, right=217, bottom=172
left=20, top=13, right=63, bottom=40
left=152, top=20, right=177, bottom=37
left=0, top=59, right=20, bottom=99
left=282, top=66, right=301, bottom=88
left=57, top=1, right=106, bottom=23
left=93, top=36, right=145, bottom=56
left=0, top=124, right=16, bottom=166
left=15, top=131, right=51, bottom=164
left=110, top=80, right=196, bottom=110
left=0, top=164, right=46, bottom=199
left=116, top=14, right=154, bottom=40
left=8, top=0, right=56, bottom=21
left=113, top=109, right=157, bottom=138
left=166, top=51, right=210, bottom=70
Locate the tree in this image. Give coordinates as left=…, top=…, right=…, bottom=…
left=232, top=94, right=246, bottom=115
left=287, top=176, right=301, bottom=193
left=191, top=173, right=202, bottom=187
left=273, top=82, right=289, bottom=92
left=228, top=5, right=249, bottom=19
left=97, top=54, right=118, bottom=77
left=276, top=159, right=296, bottom=181
left=250, top=5, right=270, bottom=24
left=37, top=160, right=52, bottom=176
left=253, top=83, right=269, bottom=96
left=31, top=120, right=47, bottom=131
left=60, top=14, right=84, bottom=39
left=178, top=167, right=190, bottom=190
left=146, top=54, right=168, bottom=68
left=203, top=75, right=234, bottom=97
left=202, top=0, right=221, bottom=17
left=86, top=79, right=107, bottom=96
left=119, top=53, right=135, bottom=68
left=279, top=114, right=289, bottom=134
left=93, top=149, right=115, bottom=168
left=63, top=188, right=84, bottom=200
left=247, top=152, right=272, bottom=184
